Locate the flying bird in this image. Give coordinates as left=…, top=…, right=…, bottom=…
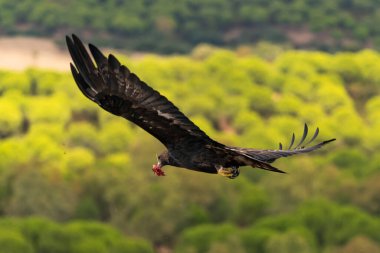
left=66, top=35, right=335, bottom=179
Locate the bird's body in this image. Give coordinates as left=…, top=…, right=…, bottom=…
left=66, top=35, right=335, bottom=179
left=167, top=143, right=235, bottom=173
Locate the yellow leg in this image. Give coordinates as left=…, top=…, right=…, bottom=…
left=216, top=166, right=240, bottom=179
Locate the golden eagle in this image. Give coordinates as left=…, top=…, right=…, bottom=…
left=66, top=35, right=335, bottom=179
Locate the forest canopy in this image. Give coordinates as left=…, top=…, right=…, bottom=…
left=1, top=0, right=380, bottom=52
left=0, top=47, right=380, bottom=252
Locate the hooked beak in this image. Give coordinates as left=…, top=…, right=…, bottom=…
left=154, top=154, right=161, bottom=169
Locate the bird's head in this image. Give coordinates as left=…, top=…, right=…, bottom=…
left=152, top=151, right=171, bottom=176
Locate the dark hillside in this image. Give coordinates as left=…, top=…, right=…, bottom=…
left=1, top=0, right=380, bottom=53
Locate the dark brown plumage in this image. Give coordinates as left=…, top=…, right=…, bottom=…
left=66, top=34, right=335, bottom=179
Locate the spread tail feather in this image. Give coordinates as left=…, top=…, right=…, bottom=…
left=229, top=149, right=286, bottom=173
left=249, top=158, right=286, bottom=173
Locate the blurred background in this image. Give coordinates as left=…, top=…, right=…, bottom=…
left=0, top=0, right=379, bottom=252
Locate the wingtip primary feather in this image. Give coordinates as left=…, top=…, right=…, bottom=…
left=295, top=123, right=308, bottom=149
left=71, top=34, right=88, bottom=52
left=305, top=127, right=320, bottom=146
left=66, top=34, right=102, bottom=91
left=69, top=62, right=76, bottom=72
left=65, top=35, right=75, bottom=58
left=288, top=133, right=295, bottom=150
left=322, top=138, right=336, bottom=145
left=70, top=63, right=97, bottom=101
left=89, top=43, right=107, bottom=66
left=108, top=54, right=121, bottom=70
left=71, top=34, right=81, bottom=42
left=71, top=35, right=96, bottom=71
left=65, top=35, right=72, bottom=46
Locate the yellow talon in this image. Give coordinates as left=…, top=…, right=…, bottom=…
left=217, top=167, right=233, bottom=177
left=216, top=166, right=240, bottom=179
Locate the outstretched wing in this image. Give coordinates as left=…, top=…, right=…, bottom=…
left=228, top=124, right=335, bottom=163
left=66, top=34, right=212, bottom=147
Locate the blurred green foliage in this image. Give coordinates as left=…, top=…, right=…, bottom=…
left=1, top=0, right=380, bottom=52
left=0, top=217, right=153, bottom=253
left=0, top=47, right=380, bottom=252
